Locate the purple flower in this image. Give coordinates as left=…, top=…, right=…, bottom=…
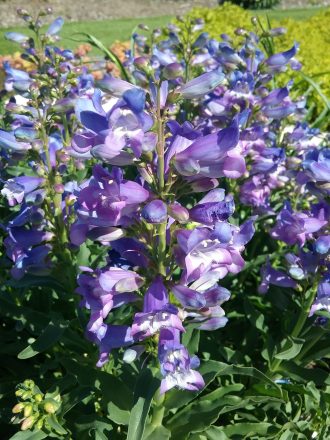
left=258, top=259, right=297, bottom=294
left=1, top=176, right=44, bottom=206
left=240, top=176, right=271, bottom=211
left=179, top=69, right=225, bottom=99
left=71, top=165, right=149, bottom=245
left=46, top=17, right=64, bottom=36
left=158, top=328, right=204, bottom=393
left=189, top=189, right=235, bottom=225
left=265, top=44, right=298, bottom=68
left=271, top=203, right=327, bottom=246
left=174, top=119, right=245, bottom=179
left=73, top=92, right=153, bottom=165
left=92, top=325, right=134, bottom=367
left=172, top=281, right=230, bottom=330
left=309, top=278, right=330, bottom=316
left=131, top=277, right=184, bottom=340
left=302, top=148, right=330, bottom=193
left=77, top=268, right=139, bottom=337
left=0, top=130, right=31, bottom=152
left=5, top=32, right=29, bottom=43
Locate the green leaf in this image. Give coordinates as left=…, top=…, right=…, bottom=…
left=281, top=361, right=330, bottom=386
left=61, top=358, right=133, bottom=410
left=166, top=395, right=250, bottom=439
left=274, top=337, right=305, bottom=360
left=143, top=424, right=171, bottom=440
left=199, top=426, right=229, bottom=440
left=72, top=33, right=130, bottom=81
left=46, top=414, right=67, bottom=435
left=7, top=275, right=65, bottom=291
left=223, top=422, right=278, bottom=436
left=9, top=432, right=47, bottom=440
left=182, top=325, right=200, bottom=354
left=76, top=242, right=91, bottom=267
left=62, top=386, right=94, bottom=415
left=18, top=321, right=68, bottom=359
left=127, top=369, right=160, bottom=440
left=75, top=415, right=113, bottom=436
left=107, top=402, right=130, bottom=425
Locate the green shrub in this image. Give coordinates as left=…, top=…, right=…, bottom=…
left=185, top=3, right=330, bottom=129
left=220, top=0, right=281, bottom=9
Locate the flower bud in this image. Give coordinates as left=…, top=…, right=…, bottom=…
left=16, top=8, right=29, bottom=16
left=24, top=404, right=33, bottom=418
left=134, top=56, right=150, bottom=71
left=23, top=379, right=35, bottom=389
left=190, top=177, right=218, bottom=193
left=168, top=202, right=189, bottom=223
left=179, top=69, right=224, bottom=99
left=163, top=62, right=184, bottom=80
left=12, top=403, right=24, bottom=414
left=22, top=391, right=31, bottom=400
left=251, top=16, right=258, bottom=26
left=138, top=23, right=149, bottom=31
left=141, top=200, right=167, bottom=224
left=43, top=400, right=57, bottom=414
left=54, top=184, right=64, bottom=194
left=270, top=27, right=287, bottom=37
left=235, top=27, right=247, bottom=36
left=21, top=416, right=35, bottom=431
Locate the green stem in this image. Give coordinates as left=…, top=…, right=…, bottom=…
left=157, top=222, right=167, bottom=277
left=295, top=331, right=324, bottom=364
left=151, top=388, right=165, bottom=427
left=155, top=83, right=167, bottom=277
left=156, top=85, right=165, bottom=194
left=267, top=286, right=317, bottom=376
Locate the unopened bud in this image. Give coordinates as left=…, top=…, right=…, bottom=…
left=36, top=419, right=44, bottom=430
left=21, top=416, right=35, bottom=431
left=24, top=404, right=33, bottom=418
left=134, top=56, right=150, bottom=70
left=141, top=200, right=167, bottom=224
left=168, top=202, right=189, bottom=223
left=23, top=379, right=35, bottom=389
left=269, top=27, right=287, bottom=37
left=12, top=403, right=24, bottom=414
left=16, top=8, right=29, bottom=16
left=235, top=27, right=247, bottom=36
left=138, top=23, right=149, bottom=31
left=163, top=62, right=184, bottom=80
left=54, top=183, right=64, bottom=194
left=251, top=16, right=258, bottom=26
left=43, top=399, right=59, bottom=414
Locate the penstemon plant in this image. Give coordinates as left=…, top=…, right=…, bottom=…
left=0, top=8, right=329, bottom=440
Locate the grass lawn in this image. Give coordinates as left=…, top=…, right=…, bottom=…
left=0, top=7, right=327, bottom=55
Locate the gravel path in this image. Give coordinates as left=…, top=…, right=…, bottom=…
left=0, top=0, right=218, bottom=28
left=0, top=0, right=329, bottom=28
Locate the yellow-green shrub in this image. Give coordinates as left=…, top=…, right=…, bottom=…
left=184, top=3, right=330, bottom=128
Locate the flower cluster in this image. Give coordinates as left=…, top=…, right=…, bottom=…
left=1, top=10, right=329, bottom=397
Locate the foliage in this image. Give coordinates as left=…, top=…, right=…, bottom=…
left=221, top=0, right=281, bottom=9
left=0, top=6, right=329, bottom=440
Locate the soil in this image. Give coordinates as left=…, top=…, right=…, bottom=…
left=0, top=0, right=328, bottom=28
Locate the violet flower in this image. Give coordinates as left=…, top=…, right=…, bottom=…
left=158, top=328, right=204, bottom=393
